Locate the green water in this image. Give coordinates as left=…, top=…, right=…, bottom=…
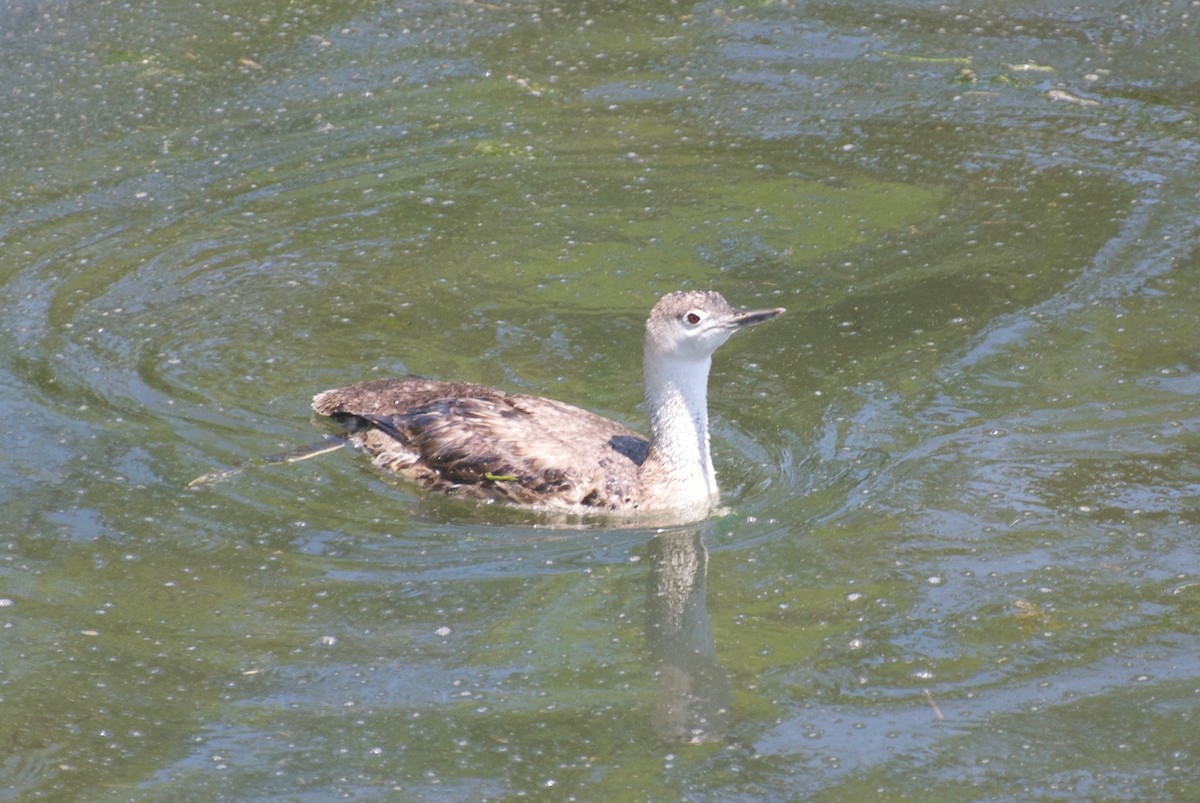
left=2, top=1, right=1198, bottom=799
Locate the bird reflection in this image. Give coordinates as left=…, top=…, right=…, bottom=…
left=644, top=527, right=732, bottom=743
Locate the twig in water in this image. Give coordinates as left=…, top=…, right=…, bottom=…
left=923, top=689, right=945, bottom=721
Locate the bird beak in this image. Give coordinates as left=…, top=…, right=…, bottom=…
left=729, top=306, right=785, bottom=328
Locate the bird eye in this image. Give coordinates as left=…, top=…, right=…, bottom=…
left=685, top=312, right=701, bottom=325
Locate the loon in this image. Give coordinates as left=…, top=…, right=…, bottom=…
left=311, top=290, right=784, bottom=523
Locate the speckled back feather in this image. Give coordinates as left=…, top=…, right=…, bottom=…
left=312, top=378, right=649, bottom=510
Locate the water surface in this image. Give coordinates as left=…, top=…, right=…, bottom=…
left=2, top=1, right=1199, bottom=799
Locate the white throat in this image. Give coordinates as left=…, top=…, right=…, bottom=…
left=641, top=351, right=719, bottom=505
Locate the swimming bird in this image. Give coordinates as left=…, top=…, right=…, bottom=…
left=311, top=290, right=784, bottom=524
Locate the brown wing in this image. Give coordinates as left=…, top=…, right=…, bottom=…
left=313, top=379, right=648, bottom=509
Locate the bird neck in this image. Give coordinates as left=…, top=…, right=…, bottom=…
left=641, top=352, right=718, bottom=505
